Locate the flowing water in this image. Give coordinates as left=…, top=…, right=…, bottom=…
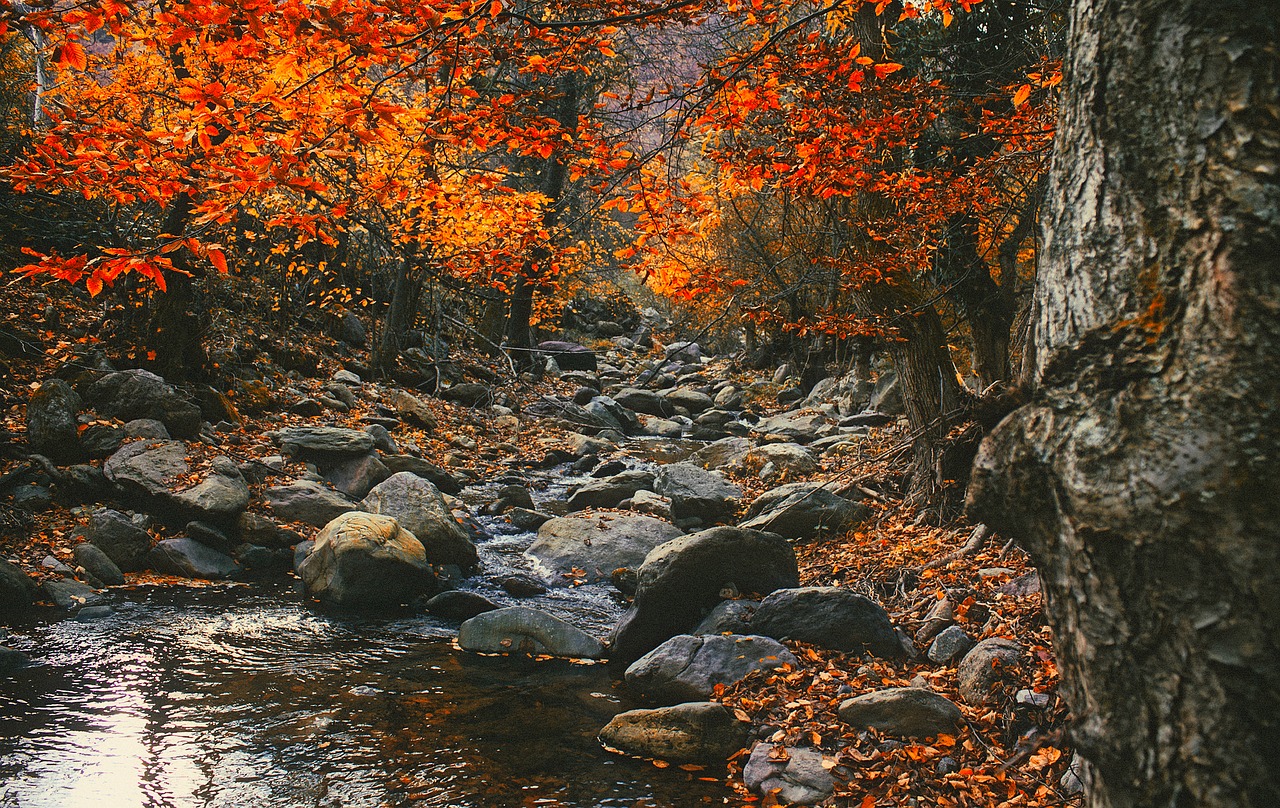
left=0, top=442, right=733, bottom=808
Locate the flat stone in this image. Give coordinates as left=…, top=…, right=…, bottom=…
left=625, top=634, right=797, bottom=704
left=458, top=607, right=605, bottom=659
left=599, top=702, right=750, bottom=763
left=837, top=687, right=964, bottom=738
left=529, top=513, right=682, bottom=584
left=742, top=744, right=835, bottom=805
left=42, top=578, right=106, bottom=610
left=751, top=587, right=903, bottom=658
left=147, top=537, right=240, bottom=580
left=423, top=590, right=499, bottom=621
left=264, top=481, right=357, bottom=527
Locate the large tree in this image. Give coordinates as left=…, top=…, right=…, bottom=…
left=967, top=1, right=1278, bottom=807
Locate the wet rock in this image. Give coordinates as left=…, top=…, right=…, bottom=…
left=957, top=638, right=1022, bottom=705
left=323, top=453, right=391, bottom=499
left=927, top=626, right=976, bottom=664
left=380, top=455, right=462, bottom=495
left=654, top=463, right=741, bottom=526
left=636, top=414, right=683, bottom=438
left=0, top=646, right=30, bottom=668
left=611, top=526, right=799, bottom=666
left=86, top=508, right=154, bottom=571
left=691, top=599, right=758, bottom=636
left=360, top=473, right=477, bottom=568
left=626, top=634, right=797, bottom=704
left=26, top=379, right=83, bottom=460
left=264, top=481, right=358, bottom=527
left=739, top=482, right=870, bottom=541
left=0, top=560, right=38, bottom=612
left=486, top=485, right=535, bottom=515
left=838, top=688, right=964, bottom=738
left=237, top=512, right=305, bottom=549
left=458, top=606, right=605, bottom=658
left=566, top=469, right=655, bottom=511
left=72, top=543, right=125, bottom=586
left=298, top=512, right=436, bottom=607
left=627, top=490, right=672, bottom=520
left=42, top=578, right=107, bottom=610
left=742, top=744, right=834, bottom=806
left=84, top=369, right=202, bottom=438
left=147, top=537, right=240, bottom=580
left=530, top=514, right=683, bottom=585
left=751, top=587, right=903, bottom=658
left=104, top=440, right=188, bottom=499
left=507, top=508, right=553, bottom=532
left=613, top=388, right=675, bottom=418
left=495, top=573, right=547, bottom=598
left=585, top=396, right=637, bottom=435
left=599, top=702, right=750, bottom=763
left=424, top=590, right=499, bottom=620
left=564, top=433, right=613, bottom=457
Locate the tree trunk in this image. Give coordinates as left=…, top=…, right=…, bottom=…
left=939, top=213, right=1013, bottom=389
left=373, top=257, right=421, bottom=378
left=966, top=3, right=1279, bottom=807
left=148, top=194, right=209, bottom=381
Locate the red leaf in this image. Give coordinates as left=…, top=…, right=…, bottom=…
left=208, top=248, right=229, bottom=274
left=56, top=42, right=88, bottom=72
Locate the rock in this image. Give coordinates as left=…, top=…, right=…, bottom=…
left=742, top=744, right=835, bottom=805
left=613, top=388, right=676, bottom=417
left=185, top=520, right=234, bottom=552
left=739, top=482, right=870, bottom=541
left=626, top=634, right=797, bottom=704
left=692, top=437, right=752, bottom=471
left=664, top=341, right=703, bottom=362
left=611, top=526, right=799, bottom=666
left=654, top=463, right=741, bottom=526
left=323, top=453, right=391, bottom=499
left=458, top=607, right=605, bottom=658
left=0, top=645, right=30, bottom=668
left=538, top=341, right=597, bottom=372
left=628, top=490, right=673, bottom=520
left=664, top=388, right=714, bottom=414
left=333, top=369, right=362, bottom=385
left=386, top=390, right=436, bottom=429
left=171, top=461, right=251, bottom=523
left=869, top=372, right=904, bottom=415
left=84, top=369, right=202, bottom=437
left=424, top=590, right=499, bottom=620
left=957, top=638, right=1022, bottom=705
left=26, top=379, right=83, bottom=460
left=297, top=512, right=436, bottom=607
left=692, top=600, right=759, bottom=635
left=79, top=423, right=125, bottom=458
left=636, top=414, right=683, bottom=438
left=927, top=626, right=976, bottom=664
left=599, top=702, right=750, bottom=763
left=264, top=481, right=358, bottom=527
left=751, top=412, right=838, bottom=444
left=564, top=433, right=613, bottom=457
left=380, top=454, right=462, bottom=495
left=337, top=311, right=366, bottom=345
left=0, top=560, right=38, bottom=612
left=364, top=423, right=397, bottom=454
left=495, top=573, right=547, bottom=597
left=1060, top=753, right=1086, bottom=796
left=360, top=473, right=477, bottom=567
left=104, top=440, right=189, bottom=499
left=751, top=587, right=904, bottom=658
left=147, top=537, right=240, bottom=580
left=713, top=386, right=742, bottom=409
left=837, top=688, right=964, bottom=738
left=585, top=396, right=638, bottom=434
left=124, top=418, right=171, bottom=439
left=72, top=543, right=125, bottom=586
left=289, top=398, right=324, bottom=417
left=529, top=514, right=684, bottom=585
left=741, top=443, right=819, bottom=482
left=237, top=512, right=305, bottom=549
left=42, top=578, right=107, bottom=610
left=273, top=426, right=376, bottom=463
left=440, top=383, right=493, bottom=407
left=566, top=469, right=656, bottom=511
left=486, top=485, right=535, bottom=515
left=86, top=508, right=153, bottom=571
left=508, top=508, right=553, bottom=531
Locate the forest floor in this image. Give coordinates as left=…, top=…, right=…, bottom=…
left=0, top=281, right=1079, bottom=807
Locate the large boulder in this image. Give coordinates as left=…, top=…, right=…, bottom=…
left=528, top=513, right=682, bottom=584
left=613, top=388, right=675, bottom=417
left=738, top=482, right=870, bottom=541
left=538, top=340, right=597, bottom=372
left=390, top=390, right=438, bottom=430
left=654, top=463, right=741, bottom=526
left=458, top=606, right=606, bottom=658
left=837, top=688, right=964, bottom=738
left=751, top=412, right=838, bottom=444
left=625, top=634, right=797, bottom=704
left=598, top=702, right=750, bottom=763
left=610, top=526, right=799, bottom=666
left=104, top=440, right=189, bottom=499
left=692, top=437, right=752, bottom=471
left=84, top=369, right=202, bottom=438
left=957, top=638, right=1023, bottom=705
left=170, top=458, right=251, bottom=523
left=380, top=454, right=462, bottom=495
left=323, top=453, right=391, bottom=499
left=264, top=481, right=357, bottom=527
left=566, top=469, right=655, bottom=511
left=359, top=472, right=477, bottom=567
left=86, top=508, right=154, bottom=571
left=297, top=512, right=436, bottom=607
left=147, top=537, right=240, bottom=580
left=740, top=443, right=819, bottom=482
left=751, top=587, right=904, bottom=658
left=0, top=560, right=37, bottom=612
left=73, top=543, right=125, bottom=586
left=664, top=388, right=715, bottom=414
left=26, top=379, right=83, bottom=460
left=272, top=426, right=376, bottom=467
left=742, top=744, right=835, bottom=805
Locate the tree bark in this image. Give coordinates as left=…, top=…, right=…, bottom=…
left=148, top=194, right=209, bottom=381
left=373, top=257, right=422, bottom=378
left=967, top=3, right=1279, bottom=807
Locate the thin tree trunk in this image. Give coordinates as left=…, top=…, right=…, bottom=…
left=373, top=257, right=421, bottom=378
left=968, top=3, right=1279, bottom=807
left=148, top=194, right=209, bottom=381
left=940, top=213, right=1013, bottom=389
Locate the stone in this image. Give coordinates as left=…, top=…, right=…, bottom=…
left=264, top=480, right=358, bottom=527
left=564, top=433, right=613, bottom=457
left=360, top=473, right=477, bottom=567
left=495, top=573, right=547, bottom=597
left=104, top=440, right=189, bottom=499
left=538, top=341, right=597, bottom=372
left=289, top=398, right=324, bottom=417
left=529, top=514, right=684, bottom=584
left=741, top=443, right=819, bottom=482
left=297, top=512, right=436, bottom=608
left=486, top=485, right=535, bottom=515
left=364, top=423, right=397, bottom=454
left=751, top=412, right=838, bottom=444
left=124, top=418, right=171, bottom=439
left=692, top=437, right=752, bottom=471
left=273, top=426, right=376, bottom=463
left=628, top=490, right=672, bottom=520
left=566, top=469, right=656, bottom=511
left=458, top=607, right=605, bottom=658
left=508, top=508, right=553, bottom=531
left=0, top=560, right=38, bottom=612
left=84, top=369, right=202, bottom=437
left=691, top=599, right=759, bottom=636
left=957, top=638, right=1022, bottom=705
left=611, top=526, right=799, bottom=666
left=42, top=578, right=107, bottom=610
left=323, top=453, right=391, bottom=499
left=636, top=414, right=683, bottom=438
left=599, top=702, right=750, bottom=763
left=26, top=379, right=83, bottom=460
left=237, top=512, right=306, bottom=549
left=742, top=744, right=835, bottom=805
left=625, top=634, right=798, bottom=704
left=927, top=626, right=976, bottom=665
left=72, top=543, right=125, bottom=586
left=869, top=372, right=904, bottom=415
left=424, top=590, right=500, bottom=620
left=147, top=537, right=240, bottom=580
left=613, top=387, right=676, bottom=417
left=0, top=646, right=31, bottom=668
left=440, top=383, right=494, bottom=407
left=171, top=462, right=251, bottom=523
left=739, top=482, right=870, bottom=541
left=654, top=463, right=741, bottom=526
left=79, top=423, right=125, bottom=458
left=337, top=311, right=366, bottom=345
left=380, top=454, right=462, bottom=495
left=664, top=388, right=714, bottom=414
left=86, top=508, right=153, bottom=571
left=838, top=688, right=964, bottom=738
left=751, top=587, right=904, bottom=658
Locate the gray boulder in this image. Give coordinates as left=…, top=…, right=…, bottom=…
left=599, top=702, right=750, bottom=763
left=741, top=443, right=818, bottom=482
left=664, top=388, right=715, bottom=414
left=742, top=744, right=835, bottom=805
left=171, top=459, right=250, bottom=523
left=264, top=481, right=357, bottom=527
left=692, top=599, right=759, bottom=635
left=26, top=379, right=83, bottom=460
left=42, top=578, right=107, bottom=610
left=739, top=482, right=870, bottom=541
left=360, top=473, right=477, bottom=567
left=147, top=537, right=240, bottom=580
left=324, top=453, right=391, bottom=499
left=84, top=369, right=202, bottom=437
left=458, top=607, right=605, bottom=658
left=691, top=437, right=752, bottom=471
left=528, top=514, right=682, bottom=584
left=424, top=591, right=499, bottom=620
left=625, top=634, right=797, bottom=704
left=440, top=383, right=493, bottom=407
left=751, top=412, right=838, bottom=444
left=104, top=440, right=188, bottom=499
left=273, top=426, right=375, bottom=465
left=0, top=560, right=37, bottom=612
left=72, top=543, right=125, bottom=586
left=390, top=390, right=438, bottom=429
left=751, top=587, right=904, bottom=658
left=613, top=388, right=675, bottom=417
left=87, top=508, right=153, bottom=571
left=869, top=372, right=904, bottom=416
left=654, top=463, right=741, bottom=526
left=957, top=638, right=1022, bottom=705
left=381, top=454, right=462, bottom=495
left=297, top=512, right=436, bottom=607
left=611, top=526, right=799, bottom=666
left=927, top=626, right=976, bottom=664
left=567, top=469, right=655, bottom=511
left=837, top=688, right=964, bottom=738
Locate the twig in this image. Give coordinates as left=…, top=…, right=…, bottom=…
left=921, top=523, right=990, bottom=571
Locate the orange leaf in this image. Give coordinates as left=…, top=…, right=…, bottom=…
left=874, top=62, right=904, bottom=79
left=1012, top=83, right=1032, bottom=107
left=208, top=248, right=229, bottom=274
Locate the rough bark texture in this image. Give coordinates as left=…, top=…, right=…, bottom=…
left=967, top=3, right=1279, bottom=807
